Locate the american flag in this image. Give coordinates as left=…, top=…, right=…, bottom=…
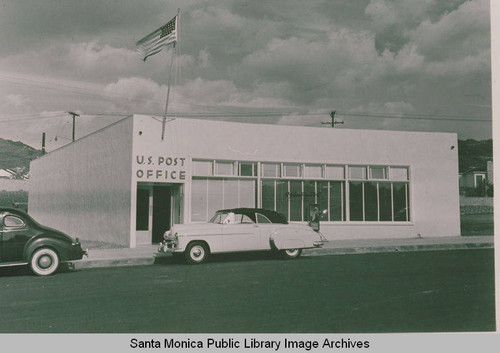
left=136, top=16, right=177, bottom=61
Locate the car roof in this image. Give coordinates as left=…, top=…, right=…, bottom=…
left=0, top=207, right=37, bottom=222
left=216, top=208, right=288, bottom=224
left=0, top=207, right=29, bottom=217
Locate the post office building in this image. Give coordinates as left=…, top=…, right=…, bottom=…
left=28, top=115, right=461, bottom=247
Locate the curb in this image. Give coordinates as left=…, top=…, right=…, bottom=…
left=72, top=241, right=494, bottom=270
left=74, top=258, right=155, bottom=269
left=303, top=242, right=493, bottom=256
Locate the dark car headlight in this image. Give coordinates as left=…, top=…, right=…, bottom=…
left=170, top=233, right=179, bottom=246
left=164, top=232, right=179, bottom=247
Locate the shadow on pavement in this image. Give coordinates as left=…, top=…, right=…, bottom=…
left=0, top=263, right=76, bottom=277
left=0, top=265, right=31, bottom=277
left=154, top=250, right=314, bottom=266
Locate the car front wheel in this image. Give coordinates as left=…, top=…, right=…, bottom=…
left=30, top=247, right=60, bottom=276
left=185, top=242, right=209, bottom=264
left=280, top=248, right=302, bottom=259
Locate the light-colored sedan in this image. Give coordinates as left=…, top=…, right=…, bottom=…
left=158, top=208, right=325, bottom=264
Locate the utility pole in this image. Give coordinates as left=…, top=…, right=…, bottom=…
left=67, top=112, right=80, bottom=142
left=321, top=111, right=344, bottom=128
left=41, top=132, right=46, bottom=154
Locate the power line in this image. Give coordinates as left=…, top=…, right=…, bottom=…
left=0, top=74, right=262, bottom=114
left=338, top=111, right=492, bottom=122
left=67, top=111, right=80, bottom=142
left=321, top=111, right=344, bottom=128
left=132, top=111, right=492, bottom=122
left=0, top=75, right=170, bottom=108
left=0, top=116, right=60, bottom=124
left=0, top=110, right=492, bottom=125
left=0, top=74, right=492, bottom=122
left=0, top=112, right=123, bottom=124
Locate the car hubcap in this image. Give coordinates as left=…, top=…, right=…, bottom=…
left=286, top=249, right=298, bottom=256
left=38, top=255, right=53, bottom=269
left=192, top=247, right=204, bottom=259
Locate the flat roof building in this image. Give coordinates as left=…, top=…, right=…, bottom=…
left=28, top=115, right=460, bottom=247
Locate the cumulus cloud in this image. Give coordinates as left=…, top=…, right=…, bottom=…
left=0, top=42, right=136, bottom=83
left=0, top=0, right=492, bottom=140
left=365, top=0, right=438, bottom=30
left=3, top=94, right=32, bottom=110
left=197, top=48, right=211, bottom=68
left=425, top=50, right=490, bottom=77
left=99, top=75, right=295, bottom=117
left=409, top=0, right=490, bottom=60
left=365, top=0, right=400, bottom=30
left=383, top=101, right=415, bottom=113
left=238, top=29, right=378, bottom=95
left=0, top=40, right=198, bottom=85
left=351, top=101, right=415, bottom=115
left=66, top=41, right=138, bottom=72
left=104, top=77, right=165, bottom=113
left=191, top=5, right=248, bottom=29
left=237, top=27, right=431, bottom=107
left=176, top=78, right=292, bottom=110
left=364, top=0, right=484, bottom=55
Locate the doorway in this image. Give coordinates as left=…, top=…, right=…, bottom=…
left=152, top=185, right=171, bottom=243
left=135, top=183, right=183, bottom=245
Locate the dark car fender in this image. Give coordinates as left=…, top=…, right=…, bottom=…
left=23, top=236, right=76, bottom=262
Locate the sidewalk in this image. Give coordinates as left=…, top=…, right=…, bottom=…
left=72, top=235, right=494, bottom=270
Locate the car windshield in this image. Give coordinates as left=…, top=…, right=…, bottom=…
left=209, top=212, right=226, bottom=224
left=209, top=212, right=255, bottom=224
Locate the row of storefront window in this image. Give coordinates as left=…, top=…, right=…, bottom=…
left=192, top=160, right=409, bottom=181
left=191, top=160, right=410, bottom=223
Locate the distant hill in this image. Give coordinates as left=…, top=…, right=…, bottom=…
left=458, top=139, right=492, bottom=173
left=0, top=138, right=44, bottom=177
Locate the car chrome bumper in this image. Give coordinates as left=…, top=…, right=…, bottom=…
left=71, top=239, right=88, bottom=260
left=158, top=241, right=181, bottom=254
left=313, top=241, right=324, bottom=248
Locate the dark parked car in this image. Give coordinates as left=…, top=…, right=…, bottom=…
left=0, top=207, right=87, bottom=275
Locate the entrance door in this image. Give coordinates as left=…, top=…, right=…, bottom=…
left=136, top=186, right=152, bottom=245
left=136, top=183, right=184, bottom=245
left=152, top=185, right=171, bottom=243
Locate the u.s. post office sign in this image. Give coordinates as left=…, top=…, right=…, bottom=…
left=135, top=155, right=189, bottom=182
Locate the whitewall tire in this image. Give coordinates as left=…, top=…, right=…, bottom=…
left=185, top=242, right=209, bottom=264
left=30, top=248, right=60, bottom=276
left=280, top=248, right=302, bottom=259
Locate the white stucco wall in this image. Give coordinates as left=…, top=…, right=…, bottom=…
left=29, top=117, right=134, bottom=246
left=131, top=115, right=460, bottom=240
left=27, top=115, right=460, bottom=246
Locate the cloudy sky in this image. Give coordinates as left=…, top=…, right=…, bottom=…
left=0, top=0, right=493, bottom=151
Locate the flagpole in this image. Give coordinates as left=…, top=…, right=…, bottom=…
left=162, top=42, right=176, bottom=140
left=161, top=10, right=180, bottom=140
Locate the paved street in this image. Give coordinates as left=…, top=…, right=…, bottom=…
left=0, top=249, right=495, bottom=333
